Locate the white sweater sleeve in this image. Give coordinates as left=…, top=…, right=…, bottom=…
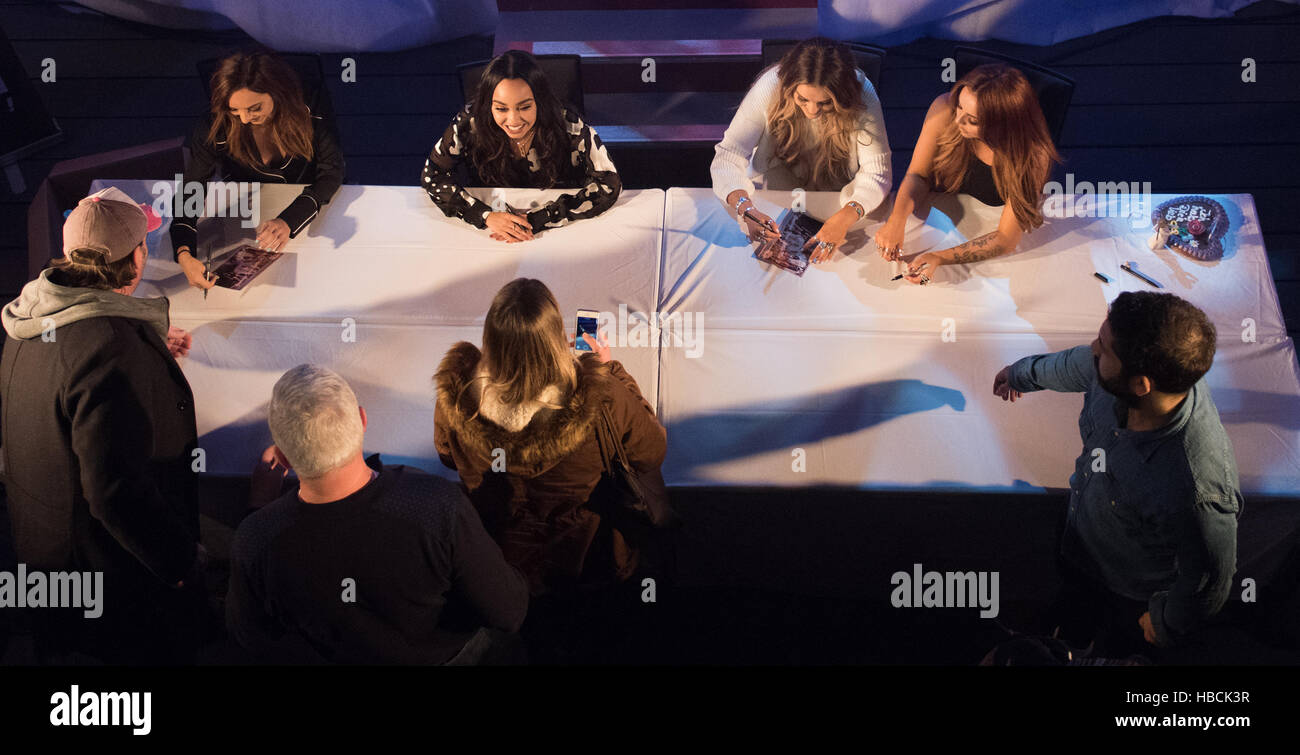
left=711, top=67, right=780, bottom=207
left=840, top=74, right=892, bottom=213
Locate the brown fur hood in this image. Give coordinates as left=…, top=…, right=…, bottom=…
left=434, top=341, right=614, bottom=476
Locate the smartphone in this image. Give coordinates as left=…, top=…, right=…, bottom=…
left=575, top=308, right=599, bottom=352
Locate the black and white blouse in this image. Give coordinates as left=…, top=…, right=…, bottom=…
left=422, top=107, right=621, bottom=233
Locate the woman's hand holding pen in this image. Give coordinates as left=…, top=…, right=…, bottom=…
left=176, top=249, right=217, bottom=292
left=902, top=252, right=941, bottom=286
left=727, top=190, right=777, bottom=242
left=741, top=209, right=779, bottom=242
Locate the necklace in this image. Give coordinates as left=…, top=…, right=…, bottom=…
left=511, top=132, right=533, bottom=158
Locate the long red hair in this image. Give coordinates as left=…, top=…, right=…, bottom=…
left=931, top=64, right=1061, bottom=232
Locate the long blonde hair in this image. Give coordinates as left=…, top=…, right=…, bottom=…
left=471, top=278, right=577, bottom=411
left=931, top=64, right=1061, bottom=232
left=207, top=51, right=315, bottom=169
left=765, top=37, right=869, bottom=189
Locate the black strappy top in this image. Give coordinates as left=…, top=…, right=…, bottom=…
left=959, top=157, right=1005, bottom=207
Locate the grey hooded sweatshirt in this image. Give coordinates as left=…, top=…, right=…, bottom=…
left=2, top=268, right=170, bottom=342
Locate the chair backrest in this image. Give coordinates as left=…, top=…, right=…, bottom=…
left=952, top=46, right=1075, bottom=143
left=760, top=40, right=886, bottom=92
left=457, top=54, right=585, bottom=118
left=195, top=53, right=332, bottom=120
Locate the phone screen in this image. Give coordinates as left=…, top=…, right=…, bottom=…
left=575, top=309, right=599, bottom=352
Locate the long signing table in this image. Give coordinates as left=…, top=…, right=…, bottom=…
left=98, top=180, right=1300, bottom=495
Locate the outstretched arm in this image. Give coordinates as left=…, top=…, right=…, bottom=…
left=1003, top=344, right=1096, bottom=395
left=876, top=93, right=950, bottom=260
left=902, top=200, right=1024, bottom=284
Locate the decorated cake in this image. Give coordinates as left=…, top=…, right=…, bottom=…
left=1150, top=195, right=1229, bottom=261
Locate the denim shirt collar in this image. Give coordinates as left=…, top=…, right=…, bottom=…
left=1111, top=383, right=1198, bottom=462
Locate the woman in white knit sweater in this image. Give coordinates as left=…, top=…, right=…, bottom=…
left=711, top=37, right=891, bottom=264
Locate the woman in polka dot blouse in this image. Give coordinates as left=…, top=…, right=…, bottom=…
left=422, top=50, right=621, bottom=243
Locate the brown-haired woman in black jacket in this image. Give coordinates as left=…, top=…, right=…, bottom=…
left=172, top=51, right=345, bottom=291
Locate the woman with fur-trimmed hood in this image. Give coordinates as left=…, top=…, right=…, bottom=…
left=434, top=278, right=666, bottom=593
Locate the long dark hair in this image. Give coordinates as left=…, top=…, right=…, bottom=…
left=207, top=51, right=314, bottom=168
left=468, top=51, right=568, bottom=188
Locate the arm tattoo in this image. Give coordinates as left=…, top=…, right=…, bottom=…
left=946, top=231, right=1007, bottom=265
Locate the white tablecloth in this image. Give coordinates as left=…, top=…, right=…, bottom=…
left=88, top=180, right=1300, bottom=493
left=658, top=188, right=1300, bottom=495
left=95, top=181, right=665, bottom=476
left=662, top=188, right=1286, bottom=338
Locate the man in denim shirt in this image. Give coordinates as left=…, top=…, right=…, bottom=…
left=993, top=292, right=1240, bottom=652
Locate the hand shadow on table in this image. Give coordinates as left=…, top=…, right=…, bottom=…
left=664, top=378, right=966, bottom=472
left=1151, top=245, right=1207, bottom=289
left=301, top=187, right=359, bottom=248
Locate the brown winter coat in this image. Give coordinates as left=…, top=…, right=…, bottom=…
left=434, top=342, right=666, bottom=592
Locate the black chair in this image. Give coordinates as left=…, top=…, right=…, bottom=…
left=196, top=53, right=333, bottom=121
left=760, top=40, right=886, bottom=92
left=457, top=54, right=585, bottom=117
left=952, top=46, right=1074, bottom=143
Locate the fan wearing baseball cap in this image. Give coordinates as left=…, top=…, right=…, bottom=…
left=0, top=186, right=210, bottom=664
